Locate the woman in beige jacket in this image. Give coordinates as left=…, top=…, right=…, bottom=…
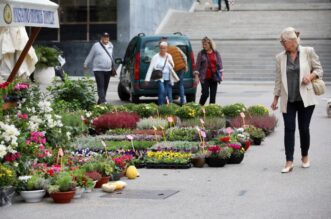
left=271, top=27, right=323, bottom=173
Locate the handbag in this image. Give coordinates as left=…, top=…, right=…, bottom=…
left=205, top=51, right=222, bottom=84
left=312, top=78, right=326, bottom=96
left=99, top=42, right=117, bottom=77
left=151, top=55, right=168, bottom=80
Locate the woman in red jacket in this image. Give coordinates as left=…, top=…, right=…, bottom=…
left=194, top=37, right=224, bottom=105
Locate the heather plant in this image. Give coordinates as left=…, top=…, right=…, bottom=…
left=175, top=105, right=197, bottom=119
left=204, top=104, right=224, bottom=117
left=166, top=127, right=197, bottom=141
left=92, top=112, right=140, bottom=133
left=158, top=103, right=180, bottom=116
left=179, top=117, right=226, bottom=130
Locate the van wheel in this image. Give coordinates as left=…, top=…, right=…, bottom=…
left=132, top=95, right=140, bottom=104
left=186, top=93, right=196, bottom=103
left=118, top=83, right=131, bottom=101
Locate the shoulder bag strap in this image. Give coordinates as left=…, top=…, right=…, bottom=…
left=161, top=55, right=168, bottom=71
left=99, top=41, right=115, bottom=66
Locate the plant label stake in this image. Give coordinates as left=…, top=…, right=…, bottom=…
left=202, top=108, right=206, bottom=121
left=126, top=135, right=135, bottom=151
left=196, top=126, right=203, bottom=144
left=166, top=97, right=170, bottom=105
left=200, top=130, right=206, bottom=148
left=240, top=112, right=246, bottom=127
left=153, top=126, right=158, bottom=141
left=160, top=126, right=166, bottom=142
left=101, top=140, right=108, bottom=157
left=58, top=148, right=64, bottom=170
left=200, top=118, right=205, bottom=129
left=156, top=109, right=160, bottom=118
left=167, top=116, right=174, bottom=127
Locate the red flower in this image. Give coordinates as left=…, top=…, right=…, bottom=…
left=4, top=152, right=21, bottom=162
left=208, top=145, right=221, bottom=154
left=220, top=136, right=230, bottom=143
left=0, top=82, right=10, bottom=89
left=244, top=140, right=251, bottom=151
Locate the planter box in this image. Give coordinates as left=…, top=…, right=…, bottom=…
left=146, top=162, right=191, bottom=169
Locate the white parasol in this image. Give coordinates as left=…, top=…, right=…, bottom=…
left=0, top=0, right=59, bottom=81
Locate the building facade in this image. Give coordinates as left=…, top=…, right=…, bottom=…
left=37, top=0, right=194, bottom=75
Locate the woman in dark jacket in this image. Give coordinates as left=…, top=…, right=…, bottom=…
left=194, top=36, right=224, bottom=105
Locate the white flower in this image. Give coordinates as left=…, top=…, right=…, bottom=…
left=85, top=112, right=92, bottom=118
left=0, top=144, right=7, bottom=159
left=19, top=175, right=32, bottom=181
left=66, top=132, right=71, bottom=140
left=236, top=128, right=244, bottom=133
left=7, top=146, right=17, bottom=153
left=38, top=100, right=53, bottom=113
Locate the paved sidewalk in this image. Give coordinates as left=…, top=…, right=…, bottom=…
left=2, top=83, right=331, bottom=219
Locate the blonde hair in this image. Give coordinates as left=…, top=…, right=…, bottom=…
left=280, top=27, right=300, bottom=44
left=202, top=36, right=216, bottom=51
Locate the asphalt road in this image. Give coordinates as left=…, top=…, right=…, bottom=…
left=2, top=82, right=331, bottom=219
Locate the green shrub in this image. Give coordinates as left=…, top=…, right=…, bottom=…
left=222, top=103, right=247, bottom=118
left=179, top=117, right=226, bottom=130
left=137, top=118, right=168, bottom=130
left=175, top=105, right=197, bottom=119
left=106, top=141, right=155, bottom=151
left=204, top=104, right=224, bottom=117
left=158, top=103, right=180, bottom=116
left=131, top=103, right=158, bottom=118
left=35, top=45, right=60, bottom=69
left=247, top=105, right=269, bottom=117
left=185, top=102, right=202, bottom=113
left=91, top=104, right=113, bottom=117
left=61, top=112, right=88, bottom=137
left=166, top=127, right=197, bottom=141
left=48, top=75, right=96, bottom=111
left=151, top=141, right=199, bottom=151
left=27, top=175, right=47, bottom=191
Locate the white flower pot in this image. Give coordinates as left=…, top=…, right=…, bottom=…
left=34, top=67, right=55, bottom=85
left=74, top=187, right=84, bottom=199
left=20, top=190, right=46, bottom=203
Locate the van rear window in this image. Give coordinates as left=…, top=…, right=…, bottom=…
left=142, top=40, right=189, bottom=62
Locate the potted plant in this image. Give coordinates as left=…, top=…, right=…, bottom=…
left=205, top=145, right=231, bottom=167
left=227, top=143, right=246, bottom=164
left=94, top=158, right=115, bottom=188
left=0, top=164, right=16, bottom=207
left=48, top=172, right=76, bottom=204
left=71, top=169, right=93, bottom=198
left=17, top=174, right=47, bottom=203
left=191, top=150, right=206, bottom=168
left=33, top=45, right=60, bottom=85
left=84, top=171, right=101, bottom=193
left=247, top=127, right=266, bottom=145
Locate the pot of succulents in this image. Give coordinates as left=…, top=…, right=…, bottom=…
left=94, top=158, right=114, bottom=188
left=227, top=143, right=246, bottom=164
left=0, top=164, right=16, bottom=207
left=18, top=174, right=47, bottom=203
left=71, top=169, right=93, bottom=198
left=247, top=127, right=266, bottom=145
left=48, top=172, right=76, bottom=204
left=33, top=45, right=60, bottom=85
left=205, top=146, right=231, bottom=167
left=191, top=151, right=206, bottom=168
left=84, top=171, right=101, bottom=193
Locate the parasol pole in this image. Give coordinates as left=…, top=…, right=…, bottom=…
left=7, top=27, right=41, bottom=83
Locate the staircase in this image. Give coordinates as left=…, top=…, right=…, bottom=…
left=158, top=0, right=331, bottom=81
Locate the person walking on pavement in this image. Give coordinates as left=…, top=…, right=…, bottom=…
left=84, top=32, right=114, bottom=104
left=167, top=45, right=188, bottom=105
left=218, top=0, right=230, bottom=11
left=144, top=41, right=176, bottom=105
left=271, top=27, right=323, bottom=173
left=194, top=36, right=223, bottom=106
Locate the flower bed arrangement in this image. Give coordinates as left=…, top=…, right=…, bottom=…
left=145, top=150, right=192, bottom=169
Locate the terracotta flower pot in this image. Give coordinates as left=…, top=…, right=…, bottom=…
left=50, top=191, right=75, bottom=204
left=94, top=176, right=110, bottom=188
left=191, top=156, right=205, bottom=168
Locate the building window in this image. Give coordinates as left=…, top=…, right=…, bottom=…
left=36, top=0, right=117, bottom=42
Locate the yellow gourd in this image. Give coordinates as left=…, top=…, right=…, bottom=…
left=110, top=181, right=127, bottom=190
left=102, top=183, right=116, bottom=193
left=126, top=165, right=138, bottom=179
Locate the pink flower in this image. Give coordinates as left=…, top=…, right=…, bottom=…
left=17, top=113, right=28, bottom=119
left=228, top=144, right=242, bottom=150
left=14, top=83, right=29, bottom=91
